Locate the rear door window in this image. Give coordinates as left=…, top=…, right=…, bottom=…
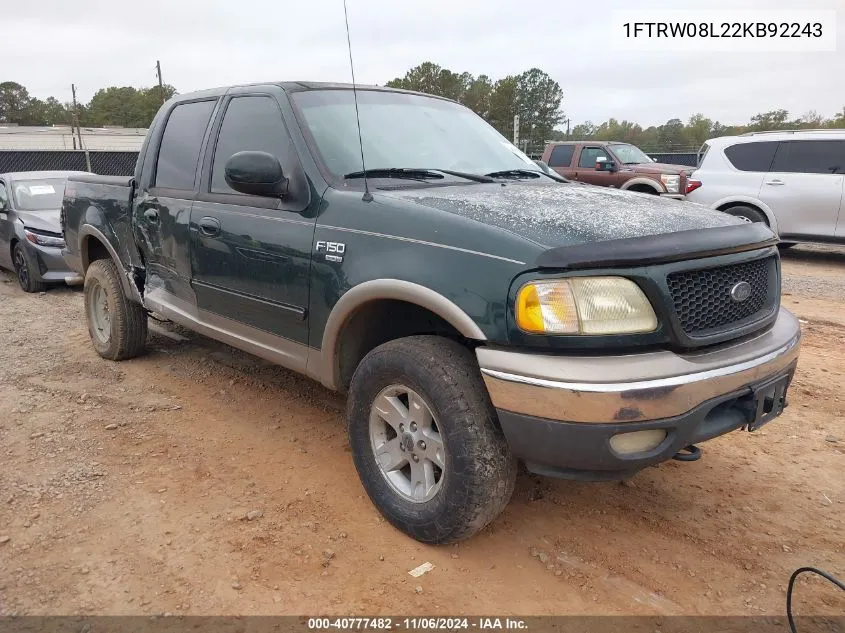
left=0, top=182, right=8, bottom=209
left=154, top=100, right=216, bottom=190
left=724, top=141, right=778, bottom=172
left=770, top=140, right=845, bottom=175
left=578, top=147, right=610, bottom=168
left=548, top=144, right=575, bottom=168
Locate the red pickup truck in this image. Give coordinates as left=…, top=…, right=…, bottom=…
left=541, top=141, right=692, bottom=198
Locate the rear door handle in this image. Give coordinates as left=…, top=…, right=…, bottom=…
left=144, top=208, right=159, bottom=222
left=765, top=179, right=785, bottom=186
left=198, top=217, right=221, bottom=237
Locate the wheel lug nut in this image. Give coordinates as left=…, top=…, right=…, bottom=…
left=418, top=440, right=426, bottom=450
left=410, top=422, right=417, bottom=431
left=399, top=443, right=405, bottom=452
left=411, top=454, right=419, bottom=462
left=399, top=424, right=404, bottom=431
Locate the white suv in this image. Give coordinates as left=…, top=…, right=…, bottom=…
left=686, top=130, right=845, bottom=245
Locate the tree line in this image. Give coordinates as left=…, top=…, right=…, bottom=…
left=3, top=71, right=844, bottom=155
left=385, top=62, right=564, bottom=152
left=566, top=109, right=845, bottom=154
left=0, top=81, right=177, bottom=129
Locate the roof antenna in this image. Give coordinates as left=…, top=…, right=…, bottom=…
left=342, top=0, right=372, bottom=202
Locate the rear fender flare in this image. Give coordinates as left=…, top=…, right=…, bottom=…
left=78, top=224, right=143, bottom=303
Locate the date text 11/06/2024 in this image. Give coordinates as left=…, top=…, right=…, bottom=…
left=307, top=618, right=528, bottom=630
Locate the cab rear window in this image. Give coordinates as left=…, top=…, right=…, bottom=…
left=724, top=141, right=778, bottom=172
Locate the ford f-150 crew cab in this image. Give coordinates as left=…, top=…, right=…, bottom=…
left=61, top=82, right=801, bottom=544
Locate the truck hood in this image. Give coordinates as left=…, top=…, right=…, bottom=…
left=16, top=209, right=62, bottom=234
left=386, top=180, right=744, bottom=249
left=624, top=162, right=691, bottom=175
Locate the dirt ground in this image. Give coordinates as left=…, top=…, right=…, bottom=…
left=0, top=245, right=842, bottom=617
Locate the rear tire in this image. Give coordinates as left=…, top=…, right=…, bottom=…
left=13, top=243, right=48, bottom=293
left=347, top=335, right=517, bottom=543
left=84, top=259, right=147, bottom=360
left=724, top=205, right=768, bottom=224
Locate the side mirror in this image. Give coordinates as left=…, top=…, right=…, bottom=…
left=595, top=157, right=617, bottom=172
left=534, top=160, right=551, bottom=174
left=224, top=151, right=287, bottom=197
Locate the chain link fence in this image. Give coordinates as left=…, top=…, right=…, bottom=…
left=0, top=148, right=701, bottom=177
left=0, top=151, right=138, bottom=176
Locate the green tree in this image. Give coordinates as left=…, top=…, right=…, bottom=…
left=748, top=109, right=789, bottom=131
left=657, top=118, right=685, bottom=150
left=514, top=68, right=564, bottom=149
left=27, top=97, right=70, bottom=126
left=487, top=76, right=518, bottom=138
left=684, top=113, right=713, bottom=148
left=570, top=122, right=597, bottom=139
left=84, top=84, right=176, bottom=128
left=461, top=75, right=493, bottom=117
left=0, top=81, right=33, bottom=124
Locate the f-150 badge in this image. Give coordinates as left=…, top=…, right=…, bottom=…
left=316, top=240, right=345, bottom=263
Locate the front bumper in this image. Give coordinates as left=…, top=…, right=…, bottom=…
left=26, top=242, right=80, bottom=284
left=478, top=308, right=801, bottom=479
left=660, top=193, right=685, bottom=200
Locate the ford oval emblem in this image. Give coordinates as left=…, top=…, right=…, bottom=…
left=730, top=281, right=753, bottom=302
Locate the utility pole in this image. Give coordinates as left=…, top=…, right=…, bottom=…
left=71, top=84, right=92, bottom=172
left=71, top=84, right=82, bottom=150
left=156, top=60, right=166, bottom=105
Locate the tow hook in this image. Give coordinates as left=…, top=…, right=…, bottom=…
left=673, top=445, right=701, bottom=462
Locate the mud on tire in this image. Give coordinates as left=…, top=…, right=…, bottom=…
left=347, top=335, right=517, bottom=543
left=84, top=259, right=147, bottom=360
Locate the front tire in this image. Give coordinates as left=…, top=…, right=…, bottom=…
left=347, top=335, right=517, bottom=543
left=13, top=243, right=47, bottom=293
left=724, top=205, right=768, bottom=224
left=84, top=259, right=147, bottom=360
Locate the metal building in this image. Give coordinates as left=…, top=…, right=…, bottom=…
left=0, top=125, right=147, bottom=151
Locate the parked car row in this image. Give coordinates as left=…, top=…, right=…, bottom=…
left=541, top=129, right=845, bottom=246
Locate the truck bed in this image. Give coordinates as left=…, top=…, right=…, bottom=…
left=60, top=175, right=141, bottom=286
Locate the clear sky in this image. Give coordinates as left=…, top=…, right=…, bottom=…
left=7, top=0, right=843, bottom=127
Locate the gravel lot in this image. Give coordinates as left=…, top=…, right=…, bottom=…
left=0, top=244, right=842, bottom=616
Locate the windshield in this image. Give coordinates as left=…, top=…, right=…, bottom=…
left=11, top=178, right=65, bottom=211
left=291, top=89, right=539, bottom=179
left=610, top=144, right=653, bottom=165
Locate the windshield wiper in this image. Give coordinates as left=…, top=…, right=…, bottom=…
left=485, top=169, right=543, bottom=180
left=344, top=168, right=444, bottom=181
left=344, top=167, right=495, bottom=184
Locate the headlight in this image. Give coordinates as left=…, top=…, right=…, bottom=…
left=24, top=229, right=65, bottom=248
left=516, top=277, right=658, bottom=335
left=660, top=174, right=680, bottom=193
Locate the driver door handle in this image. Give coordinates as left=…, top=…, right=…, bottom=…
left=198, top=217, right=221, bottom=237
left=144, top=208, right=159, bottom=222
left=764, top=179, right=785, bottom=186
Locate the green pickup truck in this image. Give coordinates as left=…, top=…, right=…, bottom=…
left=61, top=82, right=801, bottom=543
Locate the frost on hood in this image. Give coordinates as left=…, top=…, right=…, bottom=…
left=389, top=182, right=744, bottom=248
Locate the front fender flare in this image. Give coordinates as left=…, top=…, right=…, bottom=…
left=314, top=279, right=487, bottom=391
left=620, top=177, right=665, bottom=193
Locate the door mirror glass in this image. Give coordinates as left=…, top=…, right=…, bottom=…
left=595, top=157, right=617, bottom=172
left=224, top=151, right=287, bottom=197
